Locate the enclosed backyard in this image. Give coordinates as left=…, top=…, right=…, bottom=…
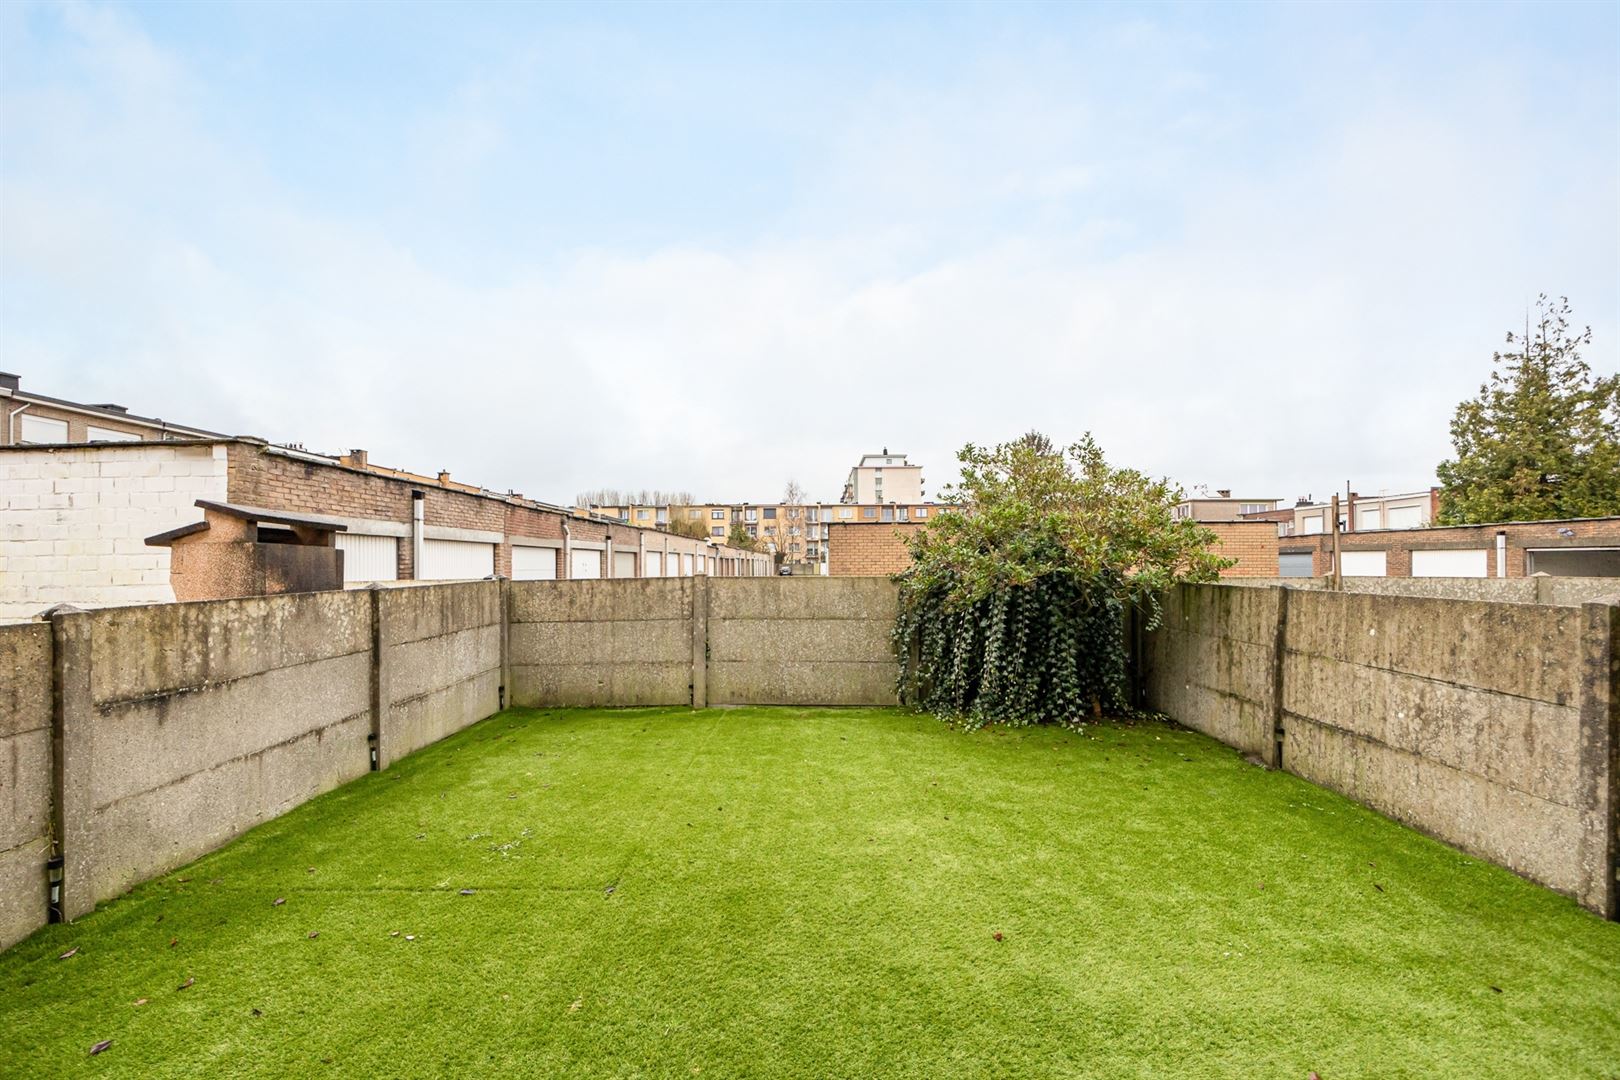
left=3, top=705, right=1617, bottom=1078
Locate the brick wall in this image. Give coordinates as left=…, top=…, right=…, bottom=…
left=0, top=443, right=228, bottom=620
left=1280, top=517, right=1620, bottom=578
left=1203, top=521, right=1281, bottom=577
left=826, top=522, right=924, bottom=576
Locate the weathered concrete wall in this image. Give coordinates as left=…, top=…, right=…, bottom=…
left=1142, top=585, right=1282, bottom=763
left=1230, top=576, right=1620, bottom=606
left=0, top=624, right=52, bottom=949
left=1145, top=582, right=1619, bottom=916
left=377, top=582, right=502, bottom=767
left=708, top=577, right=899, bottom=706
left=508, top=578, right=696, bottom=707
left=66, top=592, right=375, bottom=915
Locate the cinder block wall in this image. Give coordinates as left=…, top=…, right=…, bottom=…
left=1144, top=583, right=1618, bottom=916
left=0, top=625, right=52, bottom=949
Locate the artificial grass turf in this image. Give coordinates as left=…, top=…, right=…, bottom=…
left=2, top=708, right=1617, bottom=1079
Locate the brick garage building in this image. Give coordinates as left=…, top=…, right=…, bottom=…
left=828, top=519, right=1278, bottom=579
left=1201, top=521, right=1281, bottom=577
left=1, top=437, right=771, bottom=620
left=1279, top=517, right=1620, bottom=579
left=826, top=522, right=927, bottom=576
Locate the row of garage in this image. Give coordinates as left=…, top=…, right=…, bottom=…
left=335, top=534, right=761, bottom=585
left=1279, top=546, right=1620, bottom=578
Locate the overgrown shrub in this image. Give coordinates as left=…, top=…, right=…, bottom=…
left=893, top=433, right=1226, bottom=729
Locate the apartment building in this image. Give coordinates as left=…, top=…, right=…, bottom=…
left=1172, top=492, right=1279, bottom=522
left=1, top=371, right=221, bottom=445
left=841, top=450, right=923, bottom=505
left=1281, top=489, right=1439, bottom=536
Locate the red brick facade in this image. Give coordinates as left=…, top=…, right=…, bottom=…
left=223, top=441, right=765, bottom=581
left=1201, top=521, right=1281, bottom=577
left=1280, top=517, right=1620, bottom=577
left=826, top=522, right=926, bottom=576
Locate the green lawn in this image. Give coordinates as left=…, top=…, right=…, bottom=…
left=3, top=707, right=1618, bottom=1078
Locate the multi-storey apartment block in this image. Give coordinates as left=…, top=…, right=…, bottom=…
left=841, top=450, right=923, bottom=505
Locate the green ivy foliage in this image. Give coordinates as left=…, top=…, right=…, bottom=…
left=893, top=432, right=1228, bottom=729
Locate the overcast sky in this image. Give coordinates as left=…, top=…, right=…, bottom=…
left=2, top=2, right=1615, bottom=506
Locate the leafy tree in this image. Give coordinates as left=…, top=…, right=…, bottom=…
left=1437, top=296, right=1619, bottom=524
left=894, top=432, right=1227, bottom=729
left=726, top=522, right=760, bottom=552
left=664, top=507, right=711, bottom=540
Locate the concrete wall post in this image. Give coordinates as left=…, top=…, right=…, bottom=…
left=48, top=609, right=95, bottom=921
left=1577, top=601, right=1618, bottom=919
left=1269, top=585, right=1290, bottom=769
left=691, top=575, right=709, bottom=709
left=499, top=577, right=512, bottom=711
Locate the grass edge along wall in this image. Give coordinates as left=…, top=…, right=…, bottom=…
left=2, top=576, right=1616, bottom=954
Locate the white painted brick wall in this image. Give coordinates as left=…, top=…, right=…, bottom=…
left=0, top=444, right=228, bottom=621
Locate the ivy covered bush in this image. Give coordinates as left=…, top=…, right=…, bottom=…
left=893, top=432, right=1227, bottom=729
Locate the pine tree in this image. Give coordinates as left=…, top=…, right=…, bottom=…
left=1436, top=296, right=1619, bottom=524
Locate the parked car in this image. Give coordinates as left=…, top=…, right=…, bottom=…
left=778, top=564, right=793, bottom=575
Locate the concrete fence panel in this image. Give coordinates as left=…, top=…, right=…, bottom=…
left=707, top=577, right=899, bottom=706
left=1145, top=581, right=1618, bottom=916
left=376, top=582, right=502, bottom=768
left=1142, top=584, right=1283, bottom=763
left=0, top=624, right=52, bottom=949
left=507, top=578, right=696, bottom=707
left=64, top=592, right=376, bottom=917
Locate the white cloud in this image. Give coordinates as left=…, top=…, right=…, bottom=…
left=1, top=3, right=1614, bottom=509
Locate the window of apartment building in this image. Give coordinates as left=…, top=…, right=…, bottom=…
left=897, top=507, right=909, bottom=521
left=712, top=509, right=725, bottom=519
left=636, top=509, right=650, bottom=520
left=711, top=526, right=724, bottom=537
left=1239, top=503, right=1270, bottom=515
left=747, top=526, right=757, bottom=537
left=862, top=507, right=877, bottom=519
left=1387, top=505, right=1421, bottom=529
left=763, top=507, right=777, bottom=519
left=881, top=508, right=894, bottom=522
left=788, top=525, right=801, bottom=537
left=19, top=414, right=69, bottom=443
left=745, top=509, right=757, bottom=522
left=838, top=507, right=853, bottom=519
left=764, top=526, right=776, bottom=536
left=86, top=425, right=140, bottom=443
left=688, top=509, right=702, bottom=520
left=915, top=508, right=928, bottom=518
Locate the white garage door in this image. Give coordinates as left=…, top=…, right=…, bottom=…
left=511, top=546, right=557, bottom=581
left=569, top=548, right=602, bottom=579
left=1278, top=552, right=1315, bottom=578
left=644, top=551, right=663, bottom=577
left=420, top=539, right=494, bottom=580
left=1339, top=550, right=1387, bottom=577
left=613, top=551, right=638, bottom=578
left=1412, top=549, right=1488, bottom=578
left=336, top=534, right=398, bottom=583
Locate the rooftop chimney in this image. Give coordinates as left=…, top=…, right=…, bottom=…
left=93, top=403, right=128, bottom=414
left=347, top=449, right=368, bottom=468
left=1216, top=489, right=1231, bottom=498
left=437, top=469, right=452, bottom=484
left=0, top=372, right=19, bottom=391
